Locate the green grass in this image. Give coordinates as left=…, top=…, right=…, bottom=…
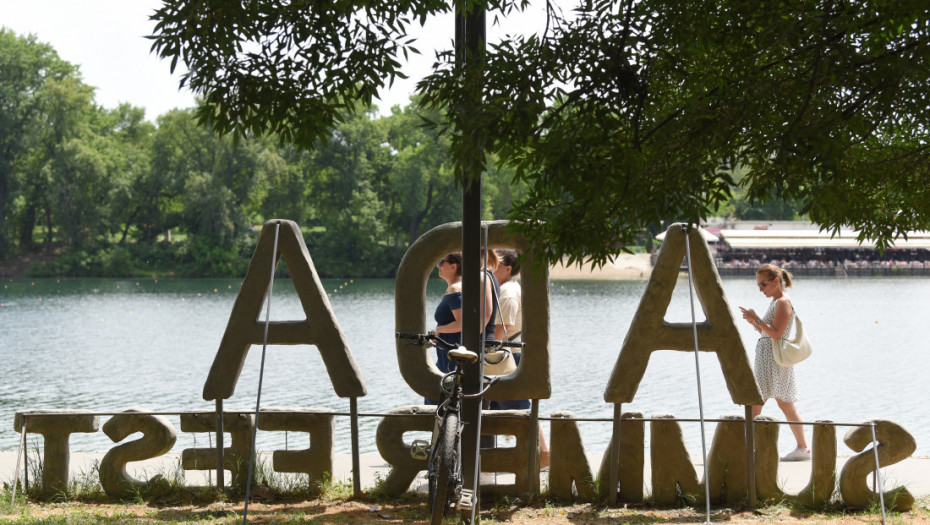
left=3, top=460, right=928, bottom=525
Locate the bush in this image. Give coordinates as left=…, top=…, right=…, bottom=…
left=177, top=235, right=252, bottom=277
left=127, top=242, right=179, bottom=275
left=97, top=247, right=133, bottom=277
left=306, top=230, right=404, bottom=278
left=26, top=243, right=176, bottom=278
left=26, top=248, right=97, bottom=277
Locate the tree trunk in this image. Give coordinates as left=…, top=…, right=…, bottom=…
left=407, top=181, right=434, bottom=245
left=407, top=211, right=426, bottom=246
left=19, top=200, right=36, bottom=251
left=62, top=187, right=77, bottom=248
left=119, top=206, right=140, bottom=245
left=0, top=169, right=7, bottom=259
left=45, top=207, right=53, bottom=244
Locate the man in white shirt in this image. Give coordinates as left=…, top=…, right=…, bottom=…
left=494, top=249, right=522, bottom=344
left=491, top=249, right=549, bottom=468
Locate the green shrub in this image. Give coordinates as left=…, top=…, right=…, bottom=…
left=178, top=236, right=252, bottom=277
left=97, top=247, right=133, bottom=277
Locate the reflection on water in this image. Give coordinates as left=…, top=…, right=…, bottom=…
left=1, top=276, right=927, bottom=457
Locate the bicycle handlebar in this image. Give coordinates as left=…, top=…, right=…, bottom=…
left=395, top=331, right=430, bottom=341
left=395, top=331, right=525, bottom=350
left=485, top=339, right=525, bottom=349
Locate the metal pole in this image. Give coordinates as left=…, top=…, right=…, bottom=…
left=608, top=403, right=621, bottom=506
left=870, top=422, right=887, bottom=525
left=23, top=434, right=28, bottom=493
left=456, top=2, right=486, bottom=523
left=467, top=224, right=493, bottom=524
left=208, top=428, right=213, bottom=487
left=216, top=399, right=224, bottom=489
left=684, top=226, right=712, bottom=524
left=529, top=399, right=540, bottom=494
left=744, top=405, right=756, bottom=508
left=350, top=397, right=361, bottom=497
left=462, top=194, right=482, bottom=525
left=12, top=418, right=26, bottom=503
left=243, top=221, right=281, bottom=524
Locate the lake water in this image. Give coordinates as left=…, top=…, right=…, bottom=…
left=1, top=276, right=927, bottom=459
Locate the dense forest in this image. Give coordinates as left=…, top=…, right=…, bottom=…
left=0, top=29, right=536, bottom=278
left=0, top=29, right=800, bottom=278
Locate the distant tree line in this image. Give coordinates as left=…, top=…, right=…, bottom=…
left=0, top=29, right=527, bottom=277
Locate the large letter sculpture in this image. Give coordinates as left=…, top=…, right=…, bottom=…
left=181, top=411, right=254, bottom=490
left=840, top=419, right=916, bottom=510
left=14, top=410, right=99, bottom=496
left=393, top=220, right=549, bottom=402
left=100, top=408, right=177, bottom=498
left=200, top=219, right=365, bottom=489
left=257, top=407, right=335, bottom=493
left=384, top=220, right=551, bottom=492
left=600, top=223, right=762, bottom=505
left=604, top=223, right=762, bottom=405
left=650, top=414, right=700, bottom=506
left=203, top=219, right=366, bottom=400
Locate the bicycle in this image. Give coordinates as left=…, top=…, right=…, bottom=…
left=396, top=331, right=524, bottom=525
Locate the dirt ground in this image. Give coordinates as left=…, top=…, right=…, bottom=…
left=4, top=497, right=929, bottom=524
left=0, top=244, right=64, bottom=279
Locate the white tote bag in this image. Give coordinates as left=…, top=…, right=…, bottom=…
left=772, top=315, right=813, bottom=366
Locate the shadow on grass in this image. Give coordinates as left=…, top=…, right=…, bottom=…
left=149, top=495, right=430, bottom=524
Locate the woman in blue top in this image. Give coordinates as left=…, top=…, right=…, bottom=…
left=433, top=252, right=463, bottom=373
left=433, top=251, right=498, bottom=372
left=482, top=249, right=500, bottom=343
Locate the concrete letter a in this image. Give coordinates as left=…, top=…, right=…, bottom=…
left=604, top=223, right=762, bottom=406
left=202, top=219, right=366, bottom=400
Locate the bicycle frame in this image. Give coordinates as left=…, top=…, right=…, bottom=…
left=395, top=332, right=523, bottom=523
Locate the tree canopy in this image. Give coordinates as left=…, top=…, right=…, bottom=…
left=151, top=0, right=930, bottom=265
left=0, top=29, right=76, bottom=258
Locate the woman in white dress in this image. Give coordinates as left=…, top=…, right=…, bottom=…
left=739, top=263, right=810, bottom=461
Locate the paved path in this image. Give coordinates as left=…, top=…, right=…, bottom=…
left=1, top=451, right=926, bottom=497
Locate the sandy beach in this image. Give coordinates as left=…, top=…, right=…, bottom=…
left=548, top=253, right=653, bottom=281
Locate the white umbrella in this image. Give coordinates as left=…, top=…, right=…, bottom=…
left=655, top=227, right=719, bottom=243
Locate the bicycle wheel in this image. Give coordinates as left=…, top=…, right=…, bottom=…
left=428, top=411, right=460, bottom=525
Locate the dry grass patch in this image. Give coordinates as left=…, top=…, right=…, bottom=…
left=0, top=497, right=928, bottom=524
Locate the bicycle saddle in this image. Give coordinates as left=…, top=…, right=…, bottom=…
left=447, top=346, right=479, bottom=364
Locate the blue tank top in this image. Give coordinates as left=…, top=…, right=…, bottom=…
left=434, top=291, right=462, bottom=373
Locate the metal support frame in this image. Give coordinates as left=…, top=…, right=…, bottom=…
left=12, top=417, right=26, bottom=503
left=207, top=428, right=213, bottom=486
left=529, top=399, right=540, bottom=494
left=744, top=405, right=756, bottom=508
left=243, top=221, right=280, bottom=524
left=608, top=403, right=621, bottom=506
left=684, top=226, right=712, bottom=523
left=870, top=422, right=887, bottom=525
left=216, top=399, right=224, bottom=489
left=24, top=432, right=28, bottom=493
left=350, top=397, right=361, bottom=497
